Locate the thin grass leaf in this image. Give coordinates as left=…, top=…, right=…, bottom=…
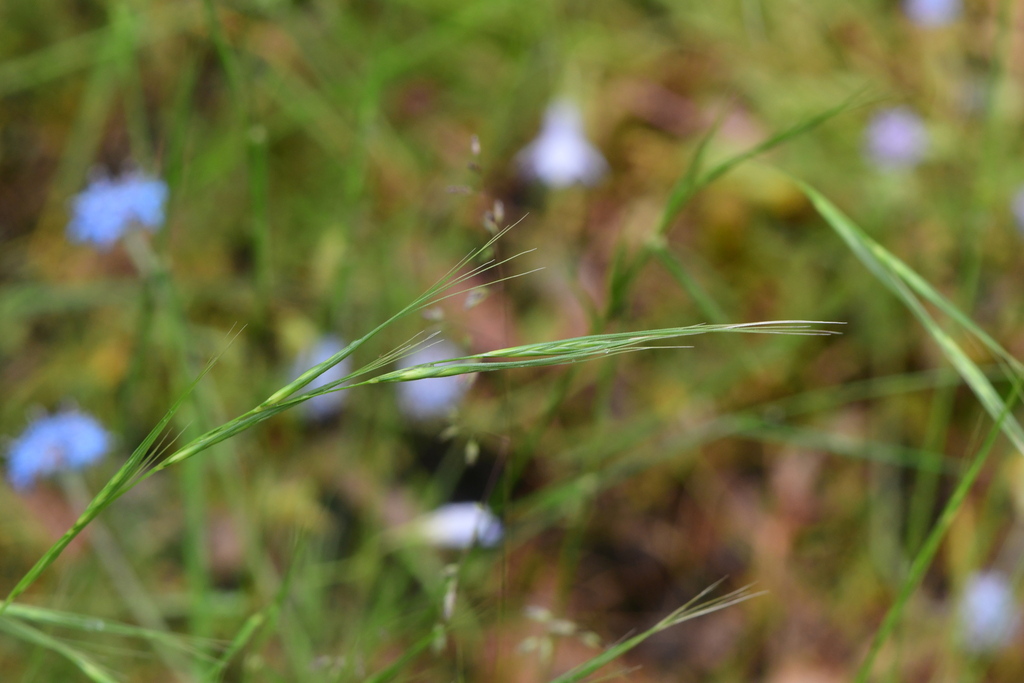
left=656, top=93, right=863, bottom=237
left=0, top=349, right=219, bottom=615
left=0, top=617, right=119, bottom=683
left=608, top=98, right=858, bottom=321
left=210, top=537, right=304, bottom=681
left=548, top=583, right=764, bottom=683
left=798, top=181, right=1024, bottom=456
left=854, top=381, right=1021, bottom=682
left=262, top=223, right=522, bottom=407
left=741, top=422, right=952, bottom=472
left=654, top=104, right=727, bottom=237
left=207, top=612, right=264, bottom=681
left=649, top=244, right=730, bottom=324
left=877, top=253, right=1024, bottom=377
left=361, top=631, right=436, bottom=683
left=5, top=604, right=216, bottom=658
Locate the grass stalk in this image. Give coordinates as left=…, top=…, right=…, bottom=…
left=854, top=389, right=1017, bottom=682
left=548, top=582, right=764, bottom=683
left=58, top=473, right=190, bottom=679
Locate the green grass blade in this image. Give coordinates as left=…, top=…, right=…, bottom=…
left=609, top=97, right=859, bottom=322
left=206, top=611, right=264, bottom=681
left=0, top=617, right=119, bottom=683
left=878, top=253, right=1024, bottom=377
left=853, top=381, right=1020, bottom=682
left=798, top=181, right=1024, bottom=455
left=548, top=584, right=763, bottom=683
left=654, top=105, right=725, bottom=237
left=0, top=350, right=219, bottom=614
left=209, top=538, right=304, bottom=681
left=4, top=604, right=214, bottom=656
left=362, top=631, right=435, bottom=683
left=649, top=243, right=730, bottom=324
left=262, top=223, right=521, bottom=406
left=656, top=94, right=862, bottom=237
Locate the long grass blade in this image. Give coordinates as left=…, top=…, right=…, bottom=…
left=798, top=181, right=1024, bottom=455
left=0, top=617, right=119, bottom=683
left=853, top=381, right=1020, bottom=682
left=0, top=350, right=218, bottom=614
left=4, top=604, right=214, bottom=657
left=548, top=584, right=763, bottom=683
left=656, top=94, right=863, bottom=237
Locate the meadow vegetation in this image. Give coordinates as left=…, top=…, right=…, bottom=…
left=2, top=1, right=1024, bottom=681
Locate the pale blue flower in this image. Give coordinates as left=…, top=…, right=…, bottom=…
left=517, top=100, right=607, bottom=188
left=68, top=171, right=169, bottom=250
left=864, top=108, right=929, bottom=170
left=6, top=410, right=111, bottom=490
left=959, top=571, right=1020, bottom=653
left=904, top=0, right=961, bottom=27
left=396, top=341, right=473, bottom=422
left=292, top=335, right=352, bottom=420
left=413, top=503, right=503, bottom=549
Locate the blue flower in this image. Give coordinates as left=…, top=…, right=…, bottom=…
left=904, top=0, right=961, bottom=27
left=291, top=335, right=352, bottom=421
left=6, top=410, right=112, bottom=490
left=864, top=108, right=929, bottom=170
left=959, top=571, right=1020, bottom=653
left=67, top=171, right=169, bottom=250
left=412, top=503, right=503, bottom=549
left=517, top=100, right=608, bottom=188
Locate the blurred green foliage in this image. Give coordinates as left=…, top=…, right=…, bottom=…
left=3, top=0, right=1024, bottom=681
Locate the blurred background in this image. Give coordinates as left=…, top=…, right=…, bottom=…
left=3, top=0, right=1024, bottom=681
